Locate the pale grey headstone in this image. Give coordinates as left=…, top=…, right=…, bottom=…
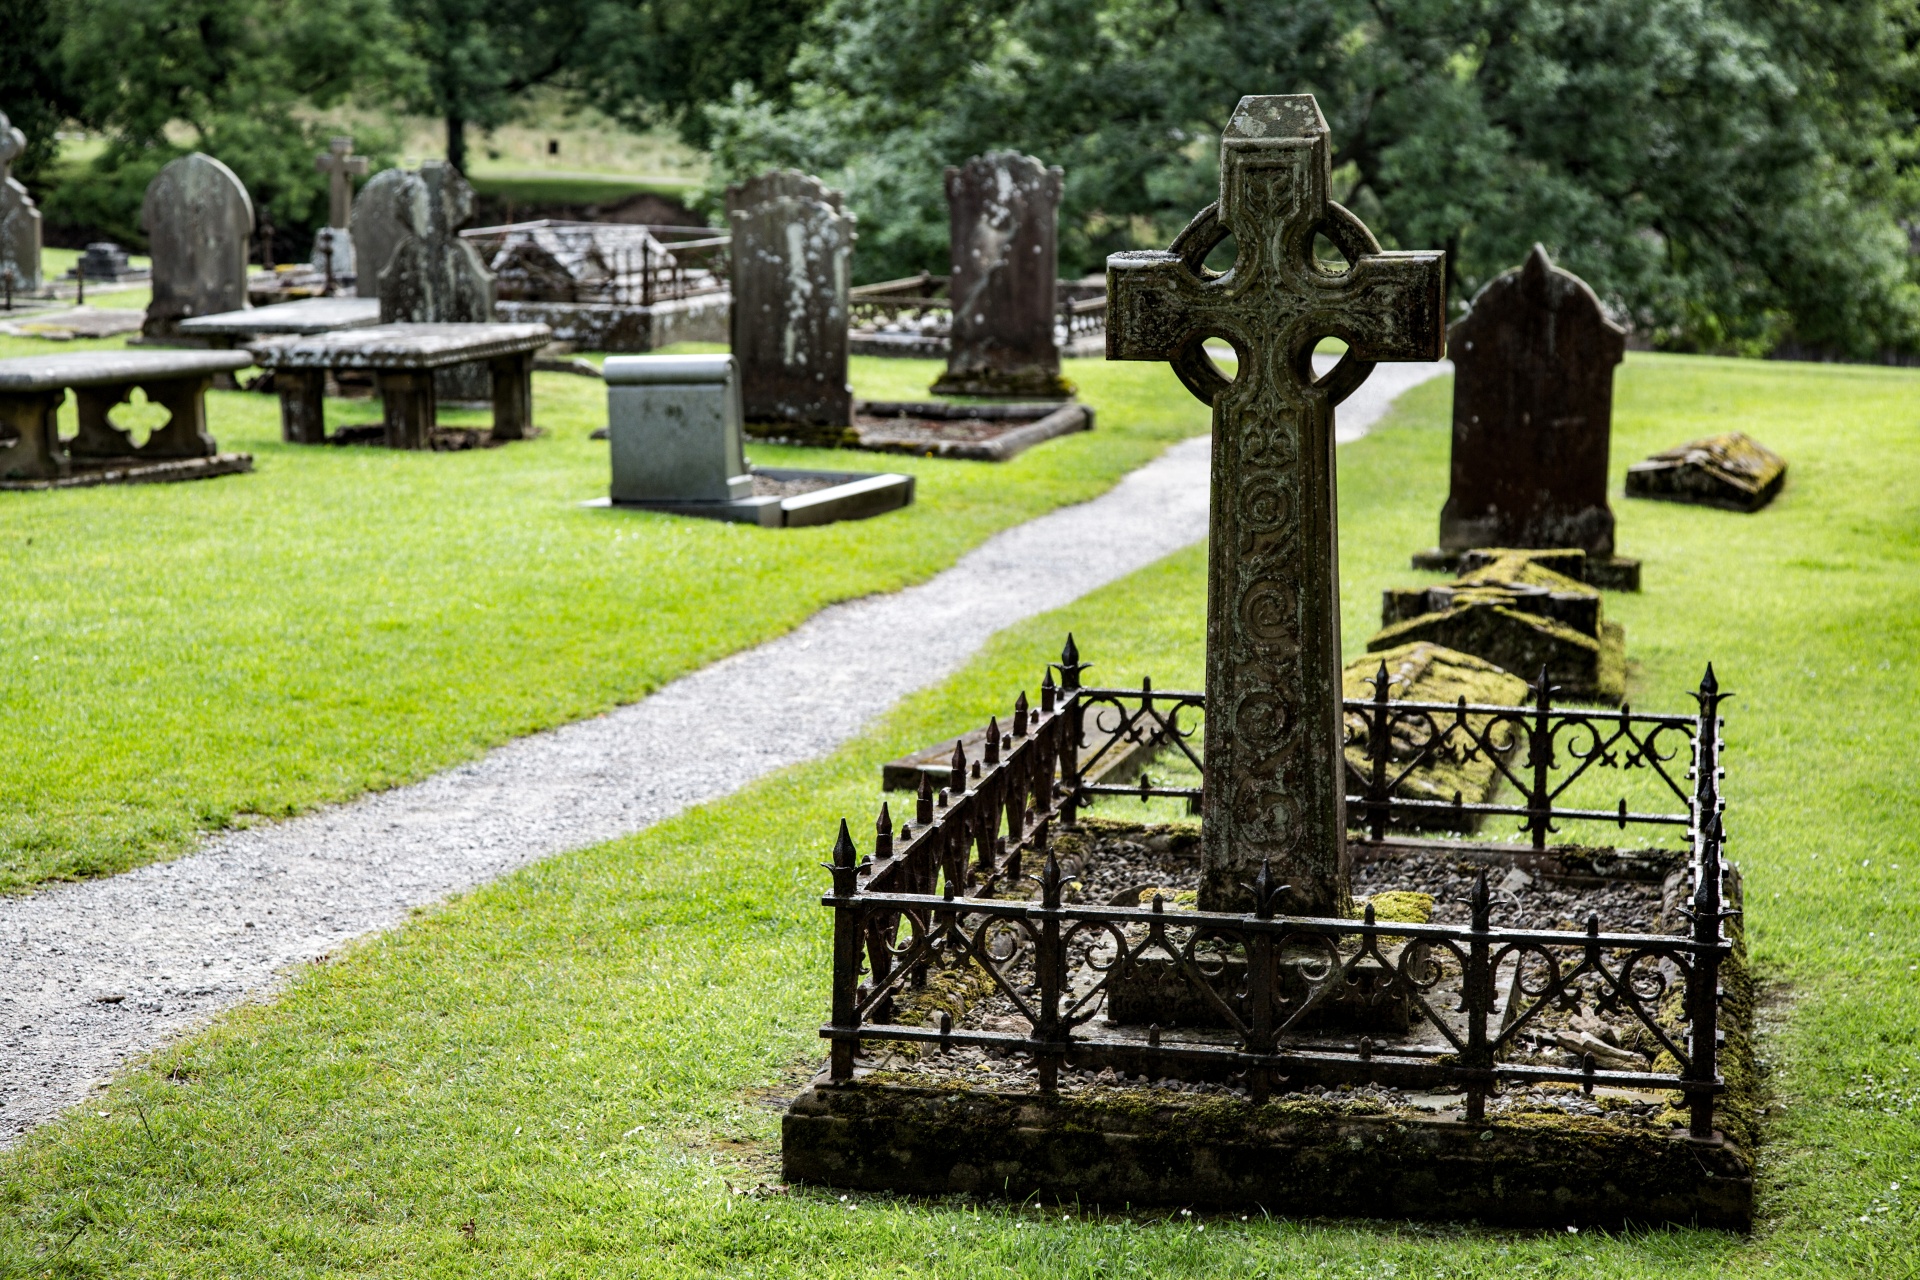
left=726, top=169, right=854, bottom=426
left=141, top=153, right=254, bottom=337
left=604, top=354, right=753, bottom=503
left=350, top=167, right=415, bottom=298
left=0, top=110, right=42, bottom=294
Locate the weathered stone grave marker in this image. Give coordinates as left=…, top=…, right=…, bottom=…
left=1627, top=430, right=1786, bottom=511
left=1107, top=94, right=1445, bottom=914
left=372, top=161, right=497, bottom=400
left=312, top=135, right=368, bottom=280
left=931, top=152, right=1071, bottom=398
left=0, top=110, right=43, bottom=296
left=726, top=170, right=855, bottom=427
left=351, top=167, right=412, bottom=300
left=1418, top=244, right=1640, bottom=589
left=141, top=153, right=254, bottom=337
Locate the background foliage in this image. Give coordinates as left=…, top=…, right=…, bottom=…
left=11, top=0, right=1920, bottom=354
left=705, top=0, right=1920, bottom=358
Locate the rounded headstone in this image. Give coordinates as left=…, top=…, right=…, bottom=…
left=141, top=153, right=253, bottom=336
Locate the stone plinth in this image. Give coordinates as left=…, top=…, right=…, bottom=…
left=141, top=154, right=254, bottom=337
left=931, top=153, right=1071, bottom=399
left=727, top=170, right=855, bottom=426
left=1435, top=245, right=1626, bottom=561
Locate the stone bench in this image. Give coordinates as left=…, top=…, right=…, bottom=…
left=248, top=322, right=552, bottom=448
left=0, top=349, right=254, bottom=486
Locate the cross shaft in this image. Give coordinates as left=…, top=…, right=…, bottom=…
left=1106, top=95, right=1445, bottom=914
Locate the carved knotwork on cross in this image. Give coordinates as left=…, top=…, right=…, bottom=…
left=1106, top=95, right=1446, bottom=916
left=315, top=136, right=369, bottom=229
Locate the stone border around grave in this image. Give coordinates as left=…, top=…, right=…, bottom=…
left=583, top=467, right=914, bottom=527
left=783, top=836, right=1756, bottom=1230
left=0, top=453, right=254, bottom=491
left=1412, top=548, right=1643, bottom=593
left=745, top=400, right=1093, bottom=462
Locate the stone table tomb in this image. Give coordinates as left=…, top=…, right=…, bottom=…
left=0, top=349, right=254, bottom=487
left=248, top=322, right=549, bottom=448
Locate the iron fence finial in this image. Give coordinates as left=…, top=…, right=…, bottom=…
left=949, top=739, right=967, bottom=794
left=1471, top=868, right=1490, bottom=932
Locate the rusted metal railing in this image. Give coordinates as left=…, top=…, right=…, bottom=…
left=819, top=636, right=1736, bottom=1138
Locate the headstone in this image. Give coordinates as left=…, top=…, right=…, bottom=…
left=931, top=152, right=1070, bottom=398
left=76, top=243, right=132, bottom=280
left=726, top=170, right=855, bottom=426
left=603, top=354, right=753, bottom=503
left=312, top=135, right=368, bottom=278
left=350, top=167, right=413, bottom=299
left=0, top=110, right=42, bottom=294
left=141, top=153, right=254, bottom=337
left=1626, top=431, right=1786, bottom=512
left=1107, top=95, right=1445, bottom=915
left=374, top=161, right=497, bottom=400
left=1436, top=244, right=1627, bottom=559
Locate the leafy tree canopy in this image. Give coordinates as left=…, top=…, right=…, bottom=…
left=708, top=0, right=1920, bottom=356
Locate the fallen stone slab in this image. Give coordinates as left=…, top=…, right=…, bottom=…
left=1625, top=431, right=1786, bottom=512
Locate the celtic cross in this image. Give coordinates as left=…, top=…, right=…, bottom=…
left=1106, top=95, right=1445, bottom=915
left=314, top=136, right=369, bottom=229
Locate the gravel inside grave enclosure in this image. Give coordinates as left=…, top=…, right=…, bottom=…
left=850, top=412, right=1037, bottom=445
left=751, top=473, right=842, bottom=498
left=866, top=820, right=1692, bottom=1127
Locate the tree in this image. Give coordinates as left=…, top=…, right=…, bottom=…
left=0, top=0, right=78, bottom=185
left=47, top=0, right=415, bottom=246
left=707, top=0, right=1920, bottom=357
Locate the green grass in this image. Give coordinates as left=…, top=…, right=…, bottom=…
left=2, top=351, right=1917, bottom=1275
left=0, top=348, right=1207, bottom=892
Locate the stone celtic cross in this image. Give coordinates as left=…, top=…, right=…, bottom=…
left=1107, top=95, right=1445, bottom=916
left=315, top=136, right=369, bottom=229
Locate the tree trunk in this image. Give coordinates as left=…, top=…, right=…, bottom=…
left=446, top=115, right=467, bottom=173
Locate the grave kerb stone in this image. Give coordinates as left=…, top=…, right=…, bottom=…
left=1106, top=94, right=1445, bottom=915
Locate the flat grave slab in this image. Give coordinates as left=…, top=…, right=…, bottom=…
left=0, top=308, right=147, bottom=340
left=0, top=348, right=254, bottom=487
left=749, top=399, right=1092, bottom=462
left=178, top=296, right=381, bottom=339
left=586, top=466, right=914, bottom=527
left=248, top=321, right=550, bottom=448
left=1626, top=431, right=1786, bottom=512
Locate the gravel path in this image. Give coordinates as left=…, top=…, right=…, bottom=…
left=0, top=359, right=1450, bottom=1147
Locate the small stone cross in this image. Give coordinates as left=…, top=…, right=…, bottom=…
left=314, top=136, right=368, bottom=229
left=1106, top=95, right=1445, bottom=916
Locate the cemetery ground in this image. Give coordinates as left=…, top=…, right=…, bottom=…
left=0, top=352, right=1914, bottom=1276
left=0, top=347, right=1207, bottom=893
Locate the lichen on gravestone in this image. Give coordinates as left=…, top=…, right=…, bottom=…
left=726, top=169, right=855, bottom=427
left=140, top=153, right=254, bottom=337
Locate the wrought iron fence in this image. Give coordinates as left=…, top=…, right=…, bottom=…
left=460, top=220, right=731, bottom=307
left=820, top=636, right=1737, bottom=1139
left=846, top=274, right=1109, bottom=344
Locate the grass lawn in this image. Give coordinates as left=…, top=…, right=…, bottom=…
left=2, top=352, right=1916, bottom=1275
left=0, top=346, right=1208, bottom=892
